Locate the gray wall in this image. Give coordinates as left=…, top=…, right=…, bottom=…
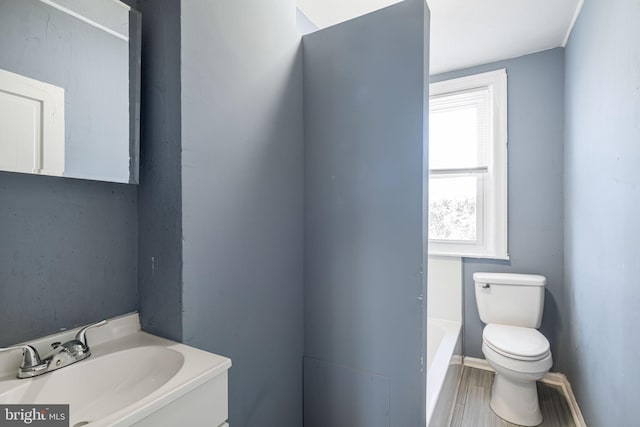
left=0, top=171, right=137, bottom=345
left=179, top=1, right=304, bottom=426
left=134, top=0, right=183, bottom=342
left=563, top=1, right=640, bottom=425
left=431, top=48, right=566, bottom=370
left=303, top=1, right=429, bottom=425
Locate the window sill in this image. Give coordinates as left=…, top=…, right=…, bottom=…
left=427, top=251, right=510, bottom=261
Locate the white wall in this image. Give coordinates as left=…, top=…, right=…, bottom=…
left=427, top=256, right=462, bottom=322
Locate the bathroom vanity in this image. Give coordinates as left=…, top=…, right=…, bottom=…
left=0, top=314, right=231, bottom=427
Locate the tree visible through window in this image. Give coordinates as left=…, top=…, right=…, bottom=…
left=429, top=177, right=477, bottom=241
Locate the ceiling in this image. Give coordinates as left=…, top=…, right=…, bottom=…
left=296, top=0, right=583, bottom=75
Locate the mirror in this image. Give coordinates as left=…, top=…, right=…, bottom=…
left=0, top=0, right=140, bottom=184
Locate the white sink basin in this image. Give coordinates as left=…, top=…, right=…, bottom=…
left=0, top=314, right=231, bottom=427
left=0, top=347, right=183, bottom=421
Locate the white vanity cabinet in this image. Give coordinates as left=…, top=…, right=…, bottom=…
left=132, top=370, right=229, bottom=426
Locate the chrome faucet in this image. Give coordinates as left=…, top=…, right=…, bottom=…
left=0, top=320, right=107, bottom=379
left=0, top=344, right=46, bottom=378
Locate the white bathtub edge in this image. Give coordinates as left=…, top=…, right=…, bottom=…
left=426, top=319, right=462, bottom=426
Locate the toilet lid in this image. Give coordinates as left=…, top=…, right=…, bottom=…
left=483, top=324, right=550, bottom=361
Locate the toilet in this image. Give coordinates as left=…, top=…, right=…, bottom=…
left=473, top=272, right=552, bottom=426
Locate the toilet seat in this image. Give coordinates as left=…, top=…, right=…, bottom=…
left=483, top=324, right=550, bottom=361
left=482, top=341, right=553, bottom=376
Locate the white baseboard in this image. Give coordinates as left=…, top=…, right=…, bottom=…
left=462, top=357, right=587, bottom=427
left=451, top=354, right=463, bottom=365
left=557, top=378, right=587, bottom=427
left=463, top=356, right=494, bottom=372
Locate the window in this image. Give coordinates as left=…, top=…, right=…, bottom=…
left=428, top=69, right=508, bottom=259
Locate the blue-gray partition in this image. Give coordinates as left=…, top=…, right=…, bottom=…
left=302, top=1, right=429, bottom=425
left=564, top=0, right=640, bottom=424
left=180, top=1, right=304, bottom=426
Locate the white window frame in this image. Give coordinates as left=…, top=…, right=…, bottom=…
left=428, top=69, right=508, bottom=260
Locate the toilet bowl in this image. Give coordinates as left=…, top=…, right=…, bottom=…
left=473, top=272, right=552, bottom=426
left=482, top=324, right=552, bottom=426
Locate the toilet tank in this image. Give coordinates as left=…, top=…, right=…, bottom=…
left=474, top=272, right=546, bottom=328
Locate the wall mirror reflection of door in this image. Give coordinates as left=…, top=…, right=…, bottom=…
left=0, top=0, right=141, bottom=184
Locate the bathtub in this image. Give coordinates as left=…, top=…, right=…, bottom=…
left=426, top=318, right=462, bottom=426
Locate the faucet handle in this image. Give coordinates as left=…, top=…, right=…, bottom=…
left=75, top=320, right=108, bottom=347
left=0, top=345, right=43, bottom=370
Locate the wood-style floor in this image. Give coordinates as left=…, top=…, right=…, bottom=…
left=450, top=367, right=576, bottom=427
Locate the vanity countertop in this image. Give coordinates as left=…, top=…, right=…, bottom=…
left=0, top=313, right=232, bottom=426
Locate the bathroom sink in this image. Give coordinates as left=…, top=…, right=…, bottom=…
left=0, top=346, right=183, bottom=421
left=0, top=314, right=231, bottom=426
